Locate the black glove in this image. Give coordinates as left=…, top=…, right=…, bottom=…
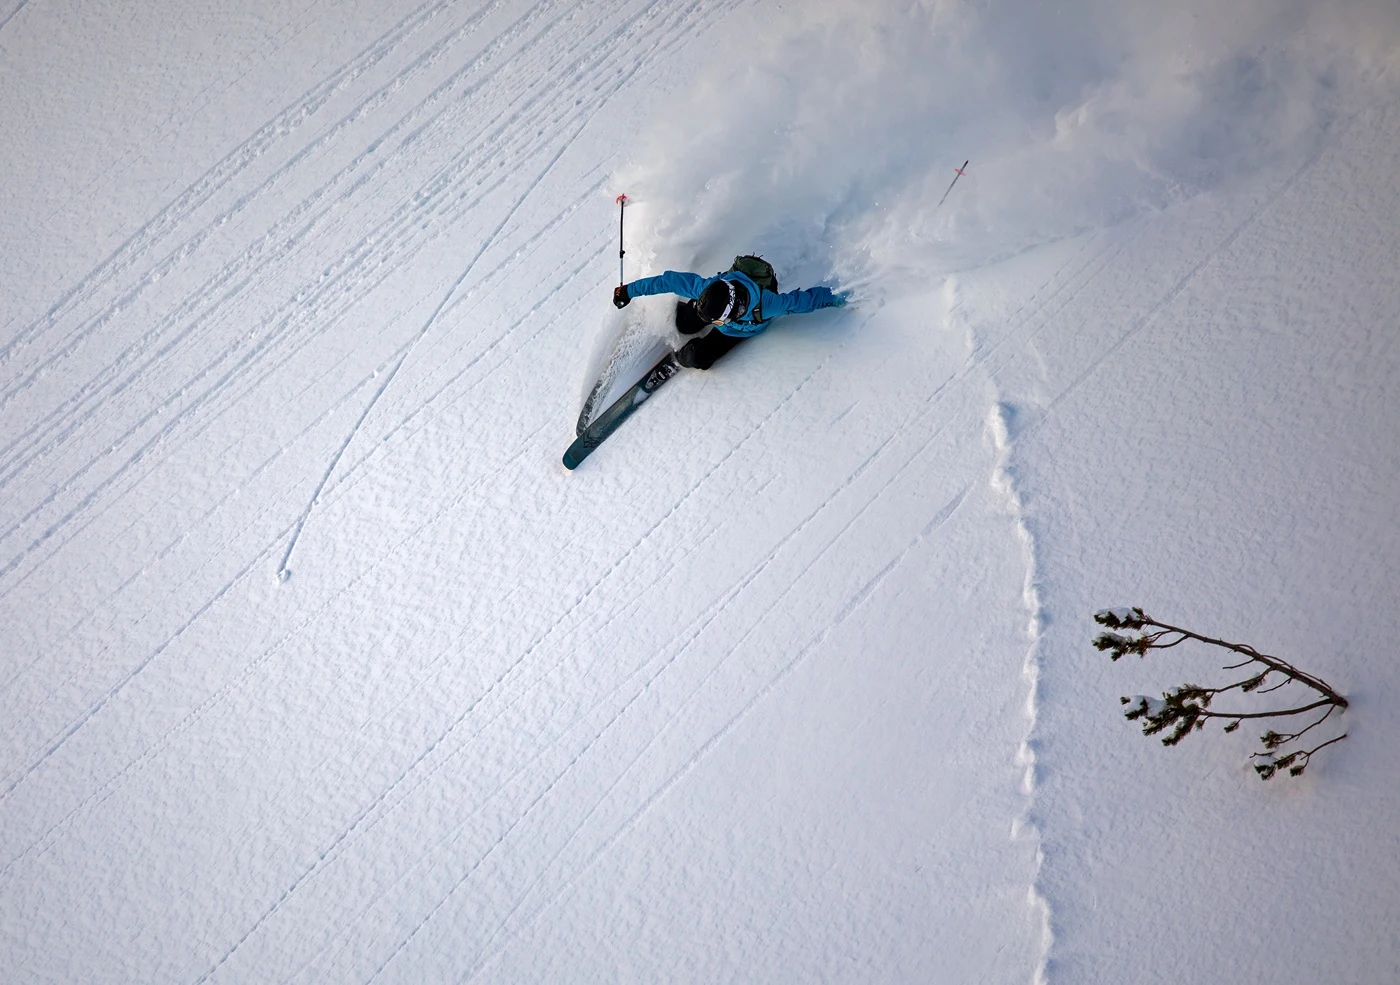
left=613, top=284, right=630, bottom=308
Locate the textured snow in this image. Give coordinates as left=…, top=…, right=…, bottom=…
left=3, top=1, right=1399, bottom=983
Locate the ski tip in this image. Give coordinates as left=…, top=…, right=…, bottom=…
left=615, top=193, right=628, bottom=205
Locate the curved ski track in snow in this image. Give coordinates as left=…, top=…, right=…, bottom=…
left=274, top=63, right=617, bottom=581
left=0, top=4, right=801, bottom=982
left=0, top=0, right=737, bottom=840
left=0, top=0, right=707, bottom=761
left=0, top=0, right=635, bottom=590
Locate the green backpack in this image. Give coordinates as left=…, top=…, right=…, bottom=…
left=728, top=255, right=778, bottom=291
left=726, top=255, right=777, bottom=322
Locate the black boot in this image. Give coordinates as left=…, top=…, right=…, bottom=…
left=677, top=330, right=746, bottom=370
left=675, top=300, right=709, bottom=335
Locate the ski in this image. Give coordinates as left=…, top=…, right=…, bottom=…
left=564, top=353, right=681, bottom=470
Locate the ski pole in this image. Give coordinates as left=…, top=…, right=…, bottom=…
left=936, top=161, right=969, bottom=209
left=616, top=194, right=628, bottom=285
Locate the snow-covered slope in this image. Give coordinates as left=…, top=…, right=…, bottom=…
left=2, top=1, right=1398, bottom=983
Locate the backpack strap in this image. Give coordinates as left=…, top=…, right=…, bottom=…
left=733, top=275, right=763, bottom=326
left=747, top=278, right=764, bottom=325
left=719, top=272, right=762, bottom=325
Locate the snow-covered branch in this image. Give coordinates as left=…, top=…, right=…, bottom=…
left=1094, top=608, right=1349, bottom=780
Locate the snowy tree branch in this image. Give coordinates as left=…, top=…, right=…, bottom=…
left=1094, top=608, right=1349, bottom=780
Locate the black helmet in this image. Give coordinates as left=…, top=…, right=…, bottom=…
left=697, top=279, right=748, bottom=324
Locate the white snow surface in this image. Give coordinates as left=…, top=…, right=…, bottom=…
left=3, top=1, right=1399, bottom=982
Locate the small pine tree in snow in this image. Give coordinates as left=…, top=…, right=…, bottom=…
left=1093, top=608, right=1348, bottom=780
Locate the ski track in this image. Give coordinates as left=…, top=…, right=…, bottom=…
left=0, top=0, right=634, bottom=588
left=466, top=482, right=973, bottom=983
left=0, top=175, right=610, bottom=718
left=358, top=360, right=964, bottom=983
left=0, top=0, right=683, bottom=722
left=0, top=171, right=604, bottom=794
left=0, top=233, right=598, bottom=875
left=0, top=0, right=564, bottom=517
left=275, top=42, right=624, bottom=579
left=0, top=30, right=515, bottom=707
left=0, top=0, right=698, bottom=597
left=0, top=179, right=617, bottom=841
left=0, top=0, right=760, bottom=966
left=0, top=0, right=479, bottom=369
left=0, top=0, right=27, bottom=35
left=0, top=159, right=616, bottom=845
left=0, top=0, right=712, bottom=764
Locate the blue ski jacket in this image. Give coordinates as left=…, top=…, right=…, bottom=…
left=625, top=269, right=845, bottom=337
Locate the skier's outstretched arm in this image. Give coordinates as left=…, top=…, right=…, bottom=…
left=765, top=285, right=846, bottom=317
left=615, top=271, right=707, bottom=308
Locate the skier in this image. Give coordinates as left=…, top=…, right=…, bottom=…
left=611, top=262, right=846, bottom=370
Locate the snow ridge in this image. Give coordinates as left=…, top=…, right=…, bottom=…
left=988, top=397, right=1054, bottom=984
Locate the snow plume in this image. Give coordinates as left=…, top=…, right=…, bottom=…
left=618, top=0, right=1400, bottom=291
